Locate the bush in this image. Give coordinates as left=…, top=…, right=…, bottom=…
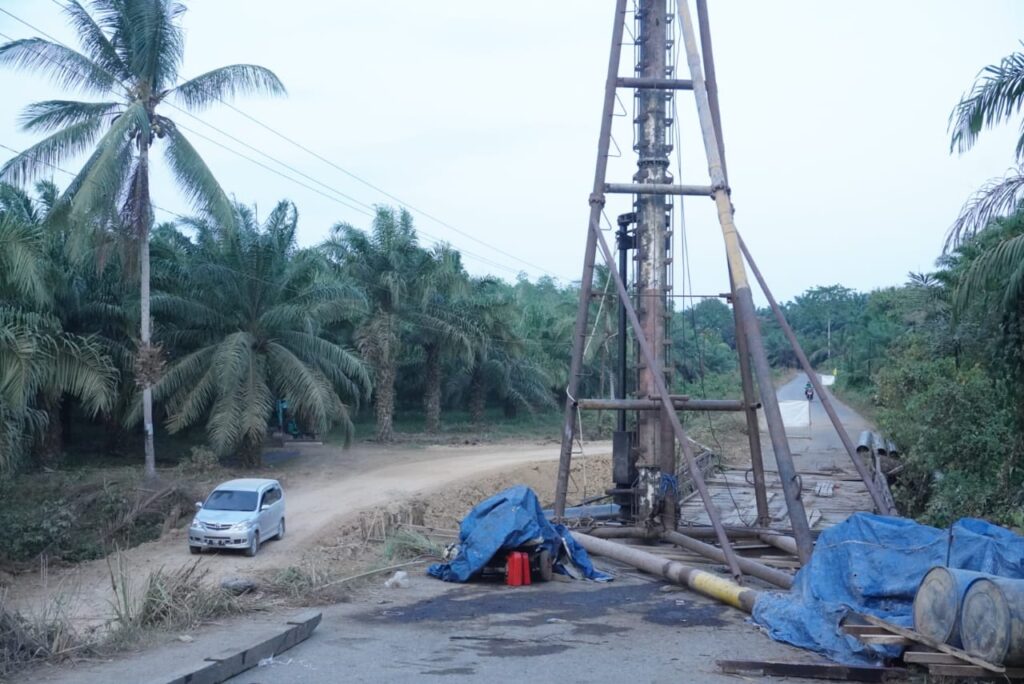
left=877, top=354, right=1024, bottom=527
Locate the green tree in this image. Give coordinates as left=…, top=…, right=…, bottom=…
left=325, top=207, right=427, bottom=442
left=0, top=0, right=284, bottom=477
left=147, top=201, right=369, bottom=463
left=0, top=184, right=117, bottom=475
left=948, top=48, right=1024, bottom=245
left=416, top=245, right=471, bottom=433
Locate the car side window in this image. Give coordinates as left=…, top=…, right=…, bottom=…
left=262, top=487, right=280, bottom=507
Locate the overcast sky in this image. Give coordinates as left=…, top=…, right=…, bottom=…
left=1, top=1, right=1023, bottom=302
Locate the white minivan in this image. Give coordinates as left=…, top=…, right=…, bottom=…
left=188, top=478, right=285, bottom=557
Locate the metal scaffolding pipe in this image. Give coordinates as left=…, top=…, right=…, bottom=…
left=553, top=0, right=629, bottom=521
left=617, top=76, right=694, bottom=90
left=662, top=531, right=793, bottom=589
left=591, top=219, right=743, bottom=579
left=605, top=182, right=712, bottom=196
left=576, top=398, right=746, bottom=411
left=574, top=532, right=759, bottom=612
left=585, top=526, right=657, bottom=540
left=759, top=533, right=799, bottom=558
left=737, top=235, right=894, bottom=516
left=674, top=0, right=814, bottom=564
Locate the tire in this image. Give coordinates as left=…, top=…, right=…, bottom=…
left=189, top=545, right=201, bottom=555
left=246, top=531, right=260, bottom=557
left=276, top=517, right=286, bottom=540
left=537, top=549, right=554, bottom=582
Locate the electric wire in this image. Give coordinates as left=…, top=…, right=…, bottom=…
left=2, top=5, right=568, bottom=281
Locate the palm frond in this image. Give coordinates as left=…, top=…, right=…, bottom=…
left=0, top=37, right=122, bottom=94
left=950, top=49, right=1024, bottom=160
left=19, top=99, right=122, bottom=133
left=947, top=167, right=1024, bottom=249
left=0, top=118, right=108, bottom=187
left=171, top=64, right=285, bottom=110
left=955, top=232, right=1024, bottom=318
left=61, top=0, right=132, bottom=82
left=160, top=120, right=235, bottom=229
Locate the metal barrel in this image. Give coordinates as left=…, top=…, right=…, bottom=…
left=961, top=576, right=1024, bottom=664
left=913, top=567, right=989, bottom=647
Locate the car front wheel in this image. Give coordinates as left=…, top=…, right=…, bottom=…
left=276, top=518, right=286, bottom=540
left=189, top=545, right=201, bottom=555
left=246, top=531, right=260, bottom=557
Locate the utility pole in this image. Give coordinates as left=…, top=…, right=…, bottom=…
left=634, top=0, right=675, bottom=523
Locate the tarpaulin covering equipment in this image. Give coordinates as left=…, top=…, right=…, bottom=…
left=753, top=513, right=1024, bottom=664
left=427, top=485, right=611, bottom=583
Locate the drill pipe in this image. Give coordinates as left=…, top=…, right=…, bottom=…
left=573, top=532, right=758, bottom=612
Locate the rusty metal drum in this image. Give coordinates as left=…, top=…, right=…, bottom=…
left=961, top=577, right=1024, bottom=665
left=913, top=567, right=989, bottom=647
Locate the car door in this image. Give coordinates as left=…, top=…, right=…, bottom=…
left=257, top=486, right=274, bottom=536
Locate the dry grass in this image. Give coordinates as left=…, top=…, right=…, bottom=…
left=107, top=554, right=241, bottom=635
left=0, top=591, right=89, bottom=677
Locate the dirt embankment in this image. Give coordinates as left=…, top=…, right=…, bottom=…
left=6, top=440, right=611, bottom=622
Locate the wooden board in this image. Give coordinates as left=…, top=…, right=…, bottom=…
left=717, top=659, right=907, bottom=682
left=857, top=613, right=1004, bottom=674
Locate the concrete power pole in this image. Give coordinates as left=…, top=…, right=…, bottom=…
left=633, top=0, right=675, bottom=522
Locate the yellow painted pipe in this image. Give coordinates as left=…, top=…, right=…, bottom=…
left=574, top=532, right=759, bottom=613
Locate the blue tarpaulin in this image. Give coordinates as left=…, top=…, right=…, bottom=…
left=427, top=485, right=611, bottom=583
left=753, top=513, right=1024, bottom=664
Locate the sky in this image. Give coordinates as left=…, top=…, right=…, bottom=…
left=0, top=1, right=1023, bottom=302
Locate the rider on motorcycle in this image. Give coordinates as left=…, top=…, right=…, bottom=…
left=804, top=381, right=814, bottom=400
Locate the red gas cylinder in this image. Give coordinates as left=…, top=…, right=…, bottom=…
left=520, top=552, right=532, bottom=586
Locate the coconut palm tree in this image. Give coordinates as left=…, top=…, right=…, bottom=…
left=146, top=201, right=370, bottom=463
left=948, top=48, right=1024, bottom=246
left=0, top=0, right=285, bottom=477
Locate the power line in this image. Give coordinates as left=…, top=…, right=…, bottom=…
left=0, top=23, right=530, bottom=279
left=25, top=0, right=567, bottom=281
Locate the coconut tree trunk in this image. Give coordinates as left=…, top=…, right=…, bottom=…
left=136, top=134, right=156, bottom=479
left=423, top=343, right=442, bottom=433
left=469, top=364, right=486, bottom=424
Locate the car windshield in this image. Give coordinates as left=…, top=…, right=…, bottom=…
left=204, top=489, right=258, bottom=512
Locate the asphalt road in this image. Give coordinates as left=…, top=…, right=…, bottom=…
left=224, top=568, right=841, bottom=684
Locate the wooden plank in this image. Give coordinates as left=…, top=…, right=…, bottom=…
left=858, top=613, right=1005, bottom=674
left=859, top=635, right=912, bottom=646
left=902, top=651, right=963, bottom=665
left=840, top=625, right=891, bottom=637
left=717, top=659, right=906, bottom=682
left=926, top=663, right=1024, bottom=679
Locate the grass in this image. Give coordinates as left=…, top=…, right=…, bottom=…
left=332, top=407, right=564, bottom=446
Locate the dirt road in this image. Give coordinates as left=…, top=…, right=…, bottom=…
left=8, top=439, right=610, bottom=622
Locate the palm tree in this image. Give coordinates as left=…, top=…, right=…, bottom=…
left=0, top=0, right=285, bottom=478
left=325, top=207, right=428, bottom=442
left=146, top=201, right=370, bottom=463
left=948, top=48, right=1024, bottom=246
left=457, top=278, right=554, bottom=423
left=416, top=245, right=471, bottom=433
left=0, top=187, right=117, bottom=475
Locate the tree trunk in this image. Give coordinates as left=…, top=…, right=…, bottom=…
left=423, top=343, right=442, bottom=433
left=35, top=394, right=62, bottom=468
left=374, top=336, right=396, bottom=442
left=469, top=365, right=486, bottom=424
left=137, top=134, right=157, bottom=480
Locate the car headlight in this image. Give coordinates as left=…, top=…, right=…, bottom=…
left=231, top=521, right=252, bottom=531
left=190, top=518, right=202, bottom=529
